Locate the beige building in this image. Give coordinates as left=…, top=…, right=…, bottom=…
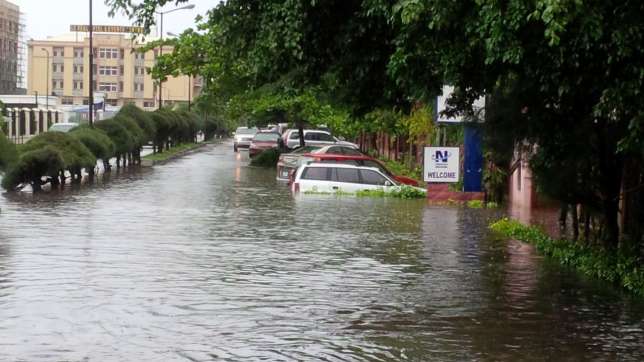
left=27, top=29, right=199, bottom=109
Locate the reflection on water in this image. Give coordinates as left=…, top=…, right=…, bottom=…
left=0, top=142, right=643, bottom=361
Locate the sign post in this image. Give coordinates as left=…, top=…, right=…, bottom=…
left=424, top=147, right=460, bottom=183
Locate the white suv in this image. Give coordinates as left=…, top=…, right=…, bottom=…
left=283, top=129, right=358, bottom=150
left=292, top=163, right=399, bottom=194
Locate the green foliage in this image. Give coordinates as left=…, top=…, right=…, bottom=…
left=96, top=118, right=136, bottom=155
left=490, top=218, right=644, bottom=297
left=118, top=103, right=156, bottom=142
left=356, top=186, right=426, bottom=199
left=20, top=132, right=96, bottom=172
left=70, top=125, right=115, bottom=161
left=1, top=146, right=65, bottom=190
left=249, top=148, right=281, bottom=168
left=376, top=155, right=422, bottom=181
left=0, top=129, right=17, bottom=172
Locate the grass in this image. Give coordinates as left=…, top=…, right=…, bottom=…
left=466, top=200, right=500, bottom=208
left=302, top=186, right=425, bottom=199
left=143, top=143, right=203, bottom=162
left=490, top=218, right=644, bottom=297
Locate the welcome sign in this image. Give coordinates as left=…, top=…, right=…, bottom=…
left=424, top=147, right=460, bottom=183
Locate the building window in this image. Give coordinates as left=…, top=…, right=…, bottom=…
left=62, top=97, right=73, bottom=105
left=53, top=80, right=63, bottom=89
left=53, top=47, right=64, bottom=57
left=74, top=48, right=84, bottom=58
left=143, top=101, right=154, bottom=108
left=98, top=48, right=119, bottom=59
left=73, top=65, right=84, bottom=73
left=98, top=66, right=119, bottom=76
left=98, top=82, right=118, bottom=92
left=135, top=83, right=144, bottom=92
left=107, top=99, right=118, bottom=106
left=73, top=81, right=83, bottom=90
left=135, top=52, right=145, bottom=60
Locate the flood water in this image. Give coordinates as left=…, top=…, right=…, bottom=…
left=1, top=141, right=643, bottom=361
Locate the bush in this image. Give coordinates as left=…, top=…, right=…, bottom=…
left=1, top=146, right=65, bottom=190
left=250, top=148, right=281, bottom=167
left=0, top=129, right=17, bottom=172
left=490, top=218, right=644, bottom=296
left=356, top=185, right=426, bottom=199
left=118, top=103, right=156, bottom=142
left=96, top=118, right=136, bottom=156
left=20, top=132, right=96, bottom=172
left=70, top=125, right=115, bottom=161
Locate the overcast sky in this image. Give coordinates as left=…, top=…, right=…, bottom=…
left=11, top=0, right=217, bottom=40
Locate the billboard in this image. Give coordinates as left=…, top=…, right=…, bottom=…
left=70, top=25, right=144, bottom=34
left=424, top=147, right=460, bottom=183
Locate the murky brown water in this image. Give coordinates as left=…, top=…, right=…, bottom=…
left=1, top=141, right=643, bottom=361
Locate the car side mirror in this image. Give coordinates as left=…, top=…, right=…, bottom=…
left=384, top=181, right=392, bottom=187
left=337, top=136, right=346, bottom=141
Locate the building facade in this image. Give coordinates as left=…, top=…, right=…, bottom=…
left=0, top=0, right=23, bottom=94
left=27, top=29, right=200, bottom=110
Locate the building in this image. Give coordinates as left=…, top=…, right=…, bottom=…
left=27, top=26, right=200, bottom=110
left=0, top=0, right=25, bottom=94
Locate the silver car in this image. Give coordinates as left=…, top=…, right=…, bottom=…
left=233, top=127, right=258, bottom=152
left=283, top=129, right=358, bottom=150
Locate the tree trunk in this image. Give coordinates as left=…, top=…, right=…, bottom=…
left=572, top=204, right=579, bottom=241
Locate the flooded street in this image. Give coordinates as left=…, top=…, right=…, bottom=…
left=1, top=141, right=643, bottom=361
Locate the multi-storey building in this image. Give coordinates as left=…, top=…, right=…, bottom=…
left=27, top=28, right=199, bottom=110
left=0, top=0, right=23, bottom=94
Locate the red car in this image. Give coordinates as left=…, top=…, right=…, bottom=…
left=249, top=132, right=281, bottom=158
left=295, top=151, right=420, bottom=186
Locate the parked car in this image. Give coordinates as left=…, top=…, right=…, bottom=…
left=275, top=145, right=359, bottom=181
left=282, top=129, right=358, bottom=150
left=298, top=152, right=420, bottom=187
left=233, top=127, right=259, bottom=152
left=48, top=123, right=78, bottom=133
left=291, top=163, right=404, bottom=194
left=249, top=131, right=281, bottom=158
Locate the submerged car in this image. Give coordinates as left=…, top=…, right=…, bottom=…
left=292, top=163, right=410, bottom=194
left=233, top=127, right=259, bottom=152
left=282, top=129, right=358, bottom=150
left=301, top=153, right=420, bottom=187
left=249, top=131, right=281, bottom=158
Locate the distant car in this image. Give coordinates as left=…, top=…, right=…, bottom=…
left=282, top=129, right=358, bottom=150
left=275, top=145, right=359, bottom=181
left=233, top=127, right=258, bottom=152
left=292, top=163, right=415, bottom=195
left=249, top=131, right=281, bottom=158
left=48, top=123, right=78, bottom=133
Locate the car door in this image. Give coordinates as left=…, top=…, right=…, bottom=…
left=359, top=169, right=394, bottom=191
left=298, top=166, right=334, bottom=193
left=330, top=167, right=362, bottom=193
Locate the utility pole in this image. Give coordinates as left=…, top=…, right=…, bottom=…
left=155, top=4, right=195, bottom=110
left=88, top=0, right=94, bottom=126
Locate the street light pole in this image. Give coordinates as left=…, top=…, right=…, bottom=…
left=41, top=48, right=49, bottom=109
left=155, top=4, right=195, bottom=110
left=89, top=0, right=94, bottom=126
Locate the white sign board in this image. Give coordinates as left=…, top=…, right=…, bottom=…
left=437, top=85, right=485, bottom=123
left=424, top=147, right=460, bottom=183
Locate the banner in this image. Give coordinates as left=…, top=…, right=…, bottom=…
left=70, top=25, right=144, bottom=34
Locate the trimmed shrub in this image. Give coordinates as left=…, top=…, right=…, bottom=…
left=118, top=103, right=156, bottom=143
left=96, top=118, right=136, bottom=156
left=250, top=148, right=281, bottom=167
left=0, top=129, right=17, bottom=172
left=1, top=146, right=65, bottom=190
left=70, top=125, right=115, bottom=161
left=20, top=132, right=96, bottom=173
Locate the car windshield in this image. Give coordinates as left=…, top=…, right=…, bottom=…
left=362, top=160, right=393, bottom=176
left=254, top=133, right=280, bottom=142
left=305, top=132, right=334, bottom=142
left=290, top=146, right=320, bottom=154
left=49, top=124, right=77, bottom=133
left=236, top=128, right=258, bottom=135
